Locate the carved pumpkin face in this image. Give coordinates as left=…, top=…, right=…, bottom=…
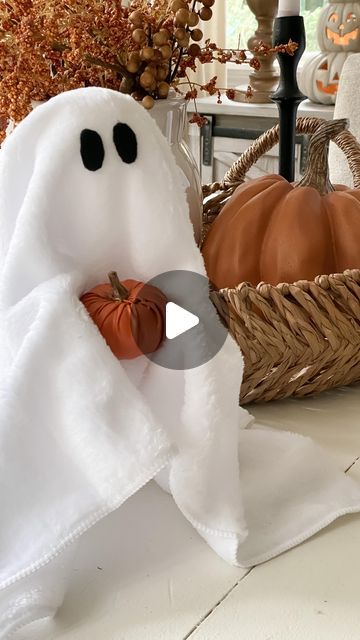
left=327, top=9, right=358, bottom=45
left=299, top=51, right=350, bottom=104
left=316, top=56, right=340, bottom=94
left=318, top=2, right=360, bottom=52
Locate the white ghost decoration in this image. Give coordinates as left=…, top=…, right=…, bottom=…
left=0, top=87, right=360, bottom=638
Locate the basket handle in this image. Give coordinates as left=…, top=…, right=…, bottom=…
left=203, top=116, right=360, bottom=198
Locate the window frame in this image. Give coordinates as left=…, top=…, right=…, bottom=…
left=225, top=0, right=327, bottom=87
left=226, top=52, right=316, bottom=88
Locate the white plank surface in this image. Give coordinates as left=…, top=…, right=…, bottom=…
left=14, top=385, right=360, bottom=640
left=190, top=461, right=360, bottom=640
left=251, top=385, right=360, bottom=469
left=15, top=482, right=248, bottom=640
left=185, top=388, right=360, bottom=640
left=189, top=515, right=360, bottom=640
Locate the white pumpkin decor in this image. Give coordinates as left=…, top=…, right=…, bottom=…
left=300, top=0, right=360, bottom=104
left=318, top=1, right=360, bottom=51
left=300, top=51, right=349, bottom=104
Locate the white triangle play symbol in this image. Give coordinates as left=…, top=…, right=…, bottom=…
left=165, top=302, right=199, bottom=340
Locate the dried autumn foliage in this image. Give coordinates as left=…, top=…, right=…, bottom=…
left=0, top=0, right=132, bottom=129
left=0, top=0, right=298, bottom=140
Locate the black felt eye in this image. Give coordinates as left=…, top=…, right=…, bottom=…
left=80, top=129, right=105, bottom=171
left=113, top=123, right=137, bottom=164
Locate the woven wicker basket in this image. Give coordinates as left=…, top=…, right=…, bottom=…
left=202, top=116, right=360, bottom=405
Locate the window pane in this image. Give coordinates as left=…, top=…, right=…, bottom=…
left=226, top=0, right=327, bottom=52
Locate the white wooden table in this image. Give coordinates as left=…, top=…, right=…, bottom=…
left=16, top=385, right=360, bottom=640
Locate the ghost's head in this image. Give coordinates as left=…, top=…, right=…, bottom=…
left=0, top=88, right=199, bottom=295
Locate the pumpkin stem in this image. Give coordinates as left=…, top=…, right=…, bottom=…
left=108, top=271, right=129, bottom=301
left=297, top=118, right=349, bottom=195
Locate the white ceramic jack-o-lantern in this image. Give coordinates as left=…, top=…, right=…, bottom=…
left=318, top=1, right=360, bottom=52
left=300, top=51, right=350, bottom=103
left=300, top=0, right=360, bottom=104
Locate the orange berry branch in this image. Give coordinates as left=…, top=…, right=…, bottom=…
left=0, top=0, right=297, bottom=141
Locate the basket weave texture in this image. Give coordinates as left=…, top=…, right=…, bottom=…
left=202, top=117, right=360, bottom=404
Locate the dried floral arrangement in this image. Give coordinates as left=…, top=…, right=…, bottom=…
left=0, top=0, right=297, bottom=140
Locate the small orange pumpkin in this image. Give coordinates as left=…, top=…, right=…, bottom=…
left=202, top=119, right=360, bottom=288
left=81, top=271, right=167, bottom=359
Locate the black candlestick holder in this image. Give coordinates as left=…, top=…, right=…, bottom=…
left=272, top=15, right=306, bottom=182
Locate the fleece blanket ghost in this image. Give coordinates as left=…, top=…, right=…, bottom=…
left=1, top=87, right=360, bottom=638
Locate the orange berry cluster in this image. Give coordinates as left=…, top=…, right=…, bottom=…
left=125, top=0, right=216, bottom=109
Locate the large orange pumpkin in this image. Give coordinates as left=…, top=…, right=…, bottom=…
left=81, top=272, right=167, bottom=359
left=202, top=119, right=360, bottom=288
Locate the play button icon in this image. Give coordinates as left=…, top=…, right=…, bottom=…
left=166, top=302, right=199, bottom=340
left=135, top=270, right=228, bottom=370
